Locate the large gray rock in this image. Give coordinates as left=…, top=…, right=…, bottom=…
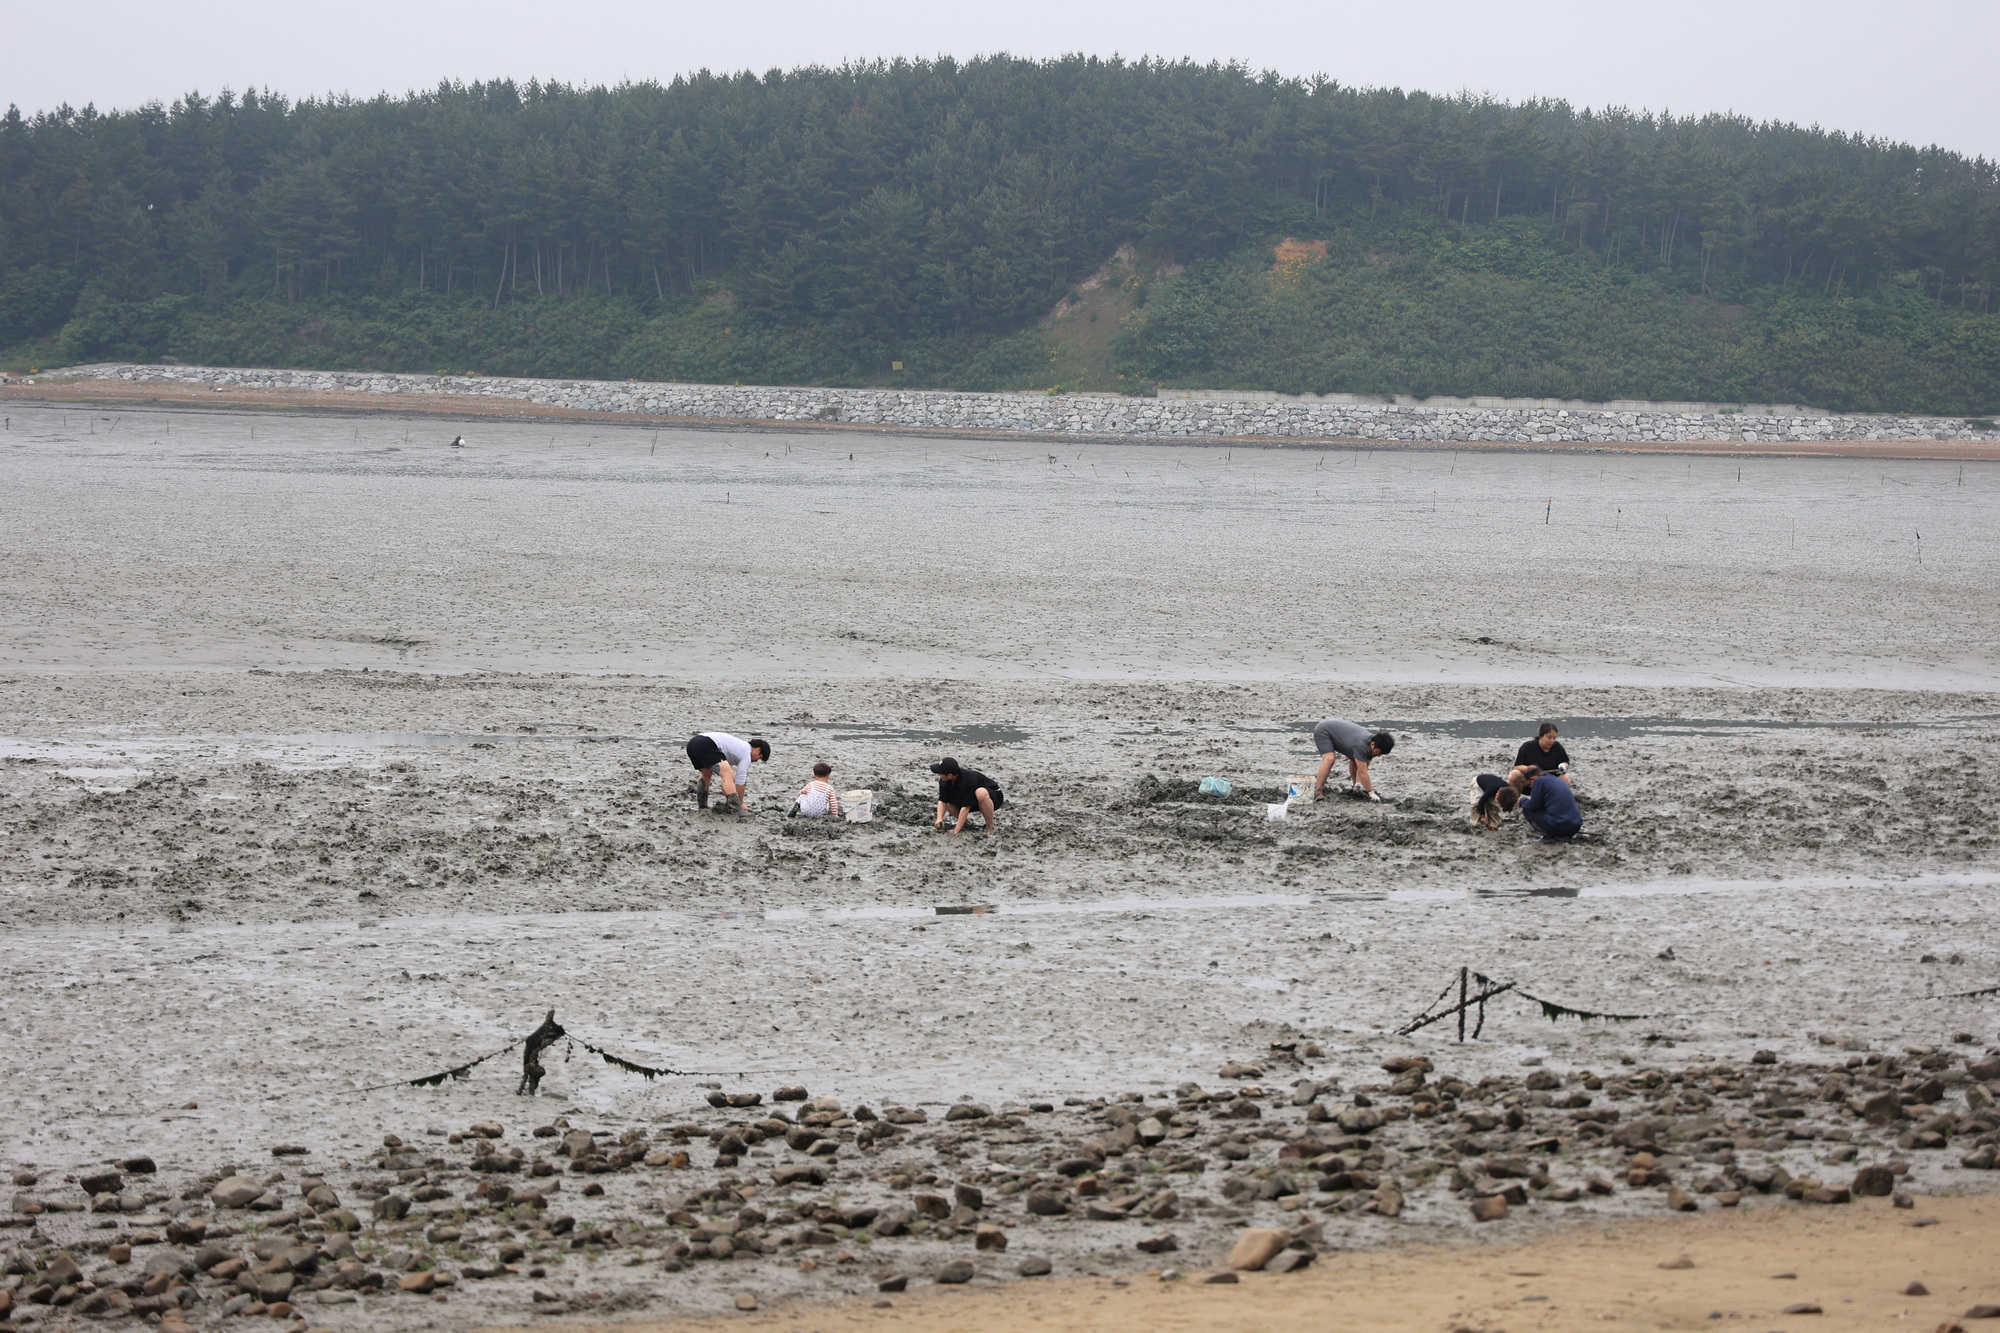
left=238, top=1271, right=295, bottom=1302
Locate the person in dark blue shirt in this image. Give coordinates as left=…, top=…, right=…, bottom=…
left=1519, top=771, right=1582, bottom=841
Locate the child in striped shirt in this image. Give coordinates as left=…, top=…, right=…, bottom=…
left=795, top=762, right=842, bottom=819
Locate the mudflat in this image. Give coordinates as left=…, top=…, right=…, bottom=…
left=1, top=401, right=1996, bottom=1330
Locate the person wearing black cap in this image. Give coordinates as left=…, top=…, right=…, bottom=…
left=931, top=757, right=1004, bottom=833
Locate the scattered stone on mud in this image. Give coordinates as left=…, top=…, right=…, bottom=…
left=1226, top=1228, right=1289, bottom=1271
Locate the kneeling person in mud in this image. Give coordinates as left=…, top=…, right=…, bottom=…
left=932, top=757, right=1003, bottom=833
left=1313, top=718, right=1395, bottom=801
left=686, top=731, right=769, bottom=812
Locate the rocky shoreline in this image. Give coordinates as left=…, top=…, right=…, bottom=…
left=4, top=1041, right=1997, bottom=1331
left=22, top=364, right=2000, bottom=446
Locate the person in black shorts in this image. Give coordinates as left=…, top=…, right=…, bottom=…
left=1510, top=722, right=1571, bottom=786
left=931, top=757, right=1003, bottom=833
left=685, top=731, right=769, bottom=812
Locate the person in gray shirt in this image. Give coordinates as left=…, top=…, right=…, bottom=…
left=1312, top=718, right=1396, bottom=801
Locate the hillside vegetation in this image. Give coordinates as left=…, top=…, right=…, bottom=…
left=3, top=58, right=1996, bottom=411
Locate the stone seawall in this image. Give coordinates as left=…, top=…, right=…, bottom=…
left=36, top=363, right=2000, bottom=445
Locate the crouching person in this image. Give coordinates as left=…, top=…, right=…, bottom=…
left=1470, top=773, right=1521, bottom=831
left=931, top=757, right=1003, bottom=834
left=1312, top=718, right=1395, bottom=801
left=686, top=731, right=768, bottom=812
left=1519, top=767, right=1583, bottom=842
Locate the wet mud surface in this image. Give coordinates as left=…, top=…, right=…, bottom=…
left=1, top=404, right=1998, bottom=1331
left=2, top=402, right=1997, bottom=685
left=3, top=674, right=1999, bottom=927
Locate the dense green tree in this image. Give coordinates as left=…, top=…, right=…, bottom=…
left=1, top=58, right=1995, bottom=409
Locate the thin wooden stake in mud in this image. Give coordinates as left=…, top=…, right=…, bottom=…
left=1457, top=966, right=1469, bottom=1043
left=518, top=1009, right=566, bottom=1096
left=1396, top=975, right=1516, bottom=1038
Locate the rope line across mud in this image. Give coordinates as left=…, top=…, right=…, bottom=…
left=353, top=1010, right=798, bottom=1094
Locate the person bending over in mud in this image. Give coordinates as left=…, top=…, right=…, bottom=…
left=1510, top=722, right=1572, bottom=786
left=1519, top=766, right=1583, bottom=842
left=932, top=757, right=1004, bottom=833
left=794, top=762, right=842, bottom=819
left=1312, top=718, right=1395, bottom=801
left=1470, top=773, right=1521, bottom=830
left=686, top=731, right=769, bottom=812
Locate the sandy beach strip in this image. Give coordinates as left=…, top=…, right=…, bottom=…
left=7, top=378, right=1998, bottom=462
left=499, top=1192, right=2000, bottom=1333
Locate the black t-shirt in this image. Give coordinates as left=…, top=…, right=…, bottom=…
left=1515, top=739, right=1570, bottom=772
left=1475, top=773, right=1508, bottom=798
left=938, top=769, right=1000, bottom=807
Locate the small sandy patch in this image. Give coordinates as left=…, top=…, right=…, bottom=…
left=511, top=1193, right=2000, bottom=1333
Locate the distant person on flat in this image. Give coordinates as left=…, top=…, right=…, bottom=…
left=1519, top=768, right=1583, bottom=842
left=1510, top=723, right=1571, bottom=786
left=1312, top=718, right=1395, bottom=801
left=932, top=757, right=1003, bottom=833
left=686, top=731, right=768, bottom=812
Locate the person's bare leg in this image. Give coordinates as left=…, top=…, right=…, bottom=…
left=1314, top=753, right=1336, bottom=795
left=718, top=759, right=744, bottom=810
left=698, top=768, right=712, bottom=809
left=975, top=788, right=998, bottom=831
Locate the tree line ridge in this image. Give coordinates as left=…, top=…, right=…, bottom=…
left=3, top=57, right=1996, bottom=411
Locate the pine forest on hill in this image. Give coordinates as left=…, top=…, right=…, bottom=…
left=2, top=57, right=1997, bottom=413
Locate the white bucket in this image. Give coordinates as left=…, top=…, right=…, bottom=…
left=1287, top=774, right=1316, bottom=806
left=843, top=790, right=873, bottom=823
left=1265, top=802, right=1289, bottom=821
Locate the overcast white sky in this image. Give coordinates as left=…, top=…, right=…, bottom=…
left=7, top=0, right=1996, bottom=159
